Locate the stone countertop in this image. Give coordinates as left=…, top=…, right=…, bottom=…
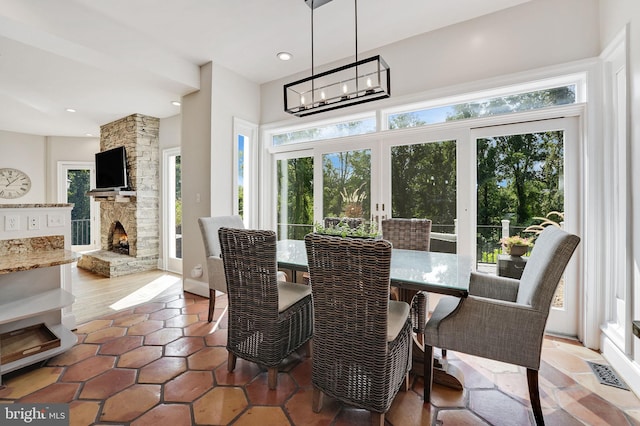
left=0, top=249, right=77, bottom=274
left=0, top=204, right=73, bottom=208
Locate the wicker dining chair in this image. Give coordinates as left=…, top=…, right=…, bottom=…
left=218, top=227, right=313, bottom=390
left=304, top=233, right=412, bottom=426
left=423, top=226, right=580, bottom=426
left=381, top=218, right=432, bottom=337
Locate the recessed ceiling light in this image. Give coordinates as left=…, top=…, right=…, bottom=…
left=277, top=52, right=292, bottom=61
left=171, top=101, right=181, bottom=106
left=66, top=108, right=76, bottom=113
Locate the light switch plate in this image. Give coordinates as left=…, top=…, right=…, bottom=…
left=47, top=214, right=64, bottom=227
left=5, top=215, right=20, bottom=231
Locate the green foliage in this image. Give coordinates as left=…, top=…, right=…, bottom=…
left=314, top=221, right=380, bottom=238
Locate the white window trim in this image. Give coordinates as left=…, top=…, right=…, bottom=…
left=233, top=117, right=258, bottom=228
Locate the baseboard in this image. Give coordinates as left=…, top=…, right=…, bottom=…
left=183, top=278, right=209, bottom=298
left=601, top=333, right=640, bottom=397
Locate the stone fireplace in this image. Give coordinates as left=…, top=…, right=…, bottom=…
left=78, top=113, right=160, bottom=277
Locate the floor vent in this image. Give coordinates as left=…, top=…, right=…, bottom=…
left=587, top=361, right=629, bottom=390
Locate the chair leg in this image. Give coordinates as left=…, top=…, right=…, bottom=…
left=370, top=412, right=384, bottom=426
left=441, top=349, right=447, bottom=358
left=227, top=352, right=236, bottom=372
left=268, top=367, right=278, bottom=390
left=527, top=368, right=545, bottom=426
left=402, top=373, right=410, bottom=391
left=304, top=339, right=312, bottom=358
left=208, top=289, right=216, bottom=322
left=424, top=344, right=434, bottom=403
left=312, top=387, right=324, bottom=413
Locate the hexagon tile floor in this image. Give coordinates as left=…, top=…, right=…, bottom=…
left=1, top=291, right=639, bottom=425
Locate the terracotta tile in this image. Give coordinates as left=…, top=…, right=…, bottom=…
left=192, top=387, right=247, bottom=425
left=138, top=357, right=187, bottom=384
left=541, top=348, right=593, bottom=374
left=69, top=400, right=100, bottom=426
left=387, top=388, right=436, bottom=426
left=112, top=313, right=148, bottom=327
left=543, top=407, right=587, bottom=426
left=165, top=314, right=200, bottom=328
left=47, top=343, right=99, bottom=366
left=75, top=319, right=113, bottom=334
left=468, top=389, right=531, bottom=425
left=572, top=370, right=640, bottom=409
left=447, top=358, right=496, bottom=389
left=437, top=409, right=489, bottom=425
left=245, top=371, right=297, bottom=405
left=100, top=384, right=161, bottom=422
left=79, top=368, right=137, bottom=399
left=166, top=298, right=193, bottom=309
left=556, top=385, right=632, bottom=425
left=164, top=336, right=205, bottom=357
left=215, top=358, right=262, bottom=386
left=234, top=406, right=291, bottom=425
left=334, top=407, right=376, bottom=425
left=494, top=371, right=532, bottom=404
left=61, top=356, right=116, bottom=382
left=182, top=302, right=209, bottom=315
left=540, top=360, right=577, bottom=388
left=147, top=308, right=181, bottom=321
left=83, top=326, right=127, bottom=344
left=133, top=302, right=166, bottom=314
left=550, top=338, right=606, bottom=362
left=183, top=320, right=219, bottom=336
left=187, top=346, right=228, bottom=370
left=18, top=382, right=80, bottom=403
left=131, top=403, right=192, bottom=426
left=164, top=371, right=214, bottom=402
left=117, top=345, right=164, bottom=368
left=289, top=357, right=313, bottom=388
left=626, top=409, right=640, bottom=425
left=286, top=387, right=340, bottom=426
left=0, top=367, right=63, bottom=399
left=144, top=327, right=183, bottom=345
left=205, top=329, right=228, bottom=346
left=99, top=335, right=143, bottom=355
left=126, top=319, right=164, bottom=336
left=98, top=308, right=136, bottom=320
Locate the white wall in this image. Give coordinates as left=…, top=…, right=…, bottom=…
left=598, top=0, right=640, bottom=396
left=159, top=114, right=181, bottom=150
left=181, top=62, right=260, bottom=297
left=0, top=131, right=98, bottom=204
left=260, top=0, right=600, bottom=124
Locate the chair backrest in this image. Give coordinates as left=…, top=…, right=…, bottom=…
left=516, top=226, right=580, bottom=311
left=381, top=218, right=432, bottom=251
left=198, top=215, right=244, bottom=258
left=218, top=227, right=280, bottom=318
left=304, top=233, right=393, bottom=362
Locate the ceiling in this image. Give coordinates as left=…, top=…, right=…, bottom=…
left=0, top=0, right=532, bottom=137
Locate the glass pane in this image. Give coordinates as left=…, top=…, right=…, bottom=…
left=238, top=135, right=245, bottom=218
left=174, top=155, right=182, bottom=259
left=277, top=157, right=314, bottom=240
left=389, top=85, right=576, bottom=129
left=390, top=141, right=457, bottom=251
left=322, top=149, right=371, bottom=223
left=477, top=131, right=564, bottom=305
left=67, top=169, right=91, bottom=246
left=273, top=117, right=376, bottom=146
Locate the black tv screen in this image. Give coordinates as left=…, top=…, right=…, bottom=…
left=95, top=146, right=128, bottom=190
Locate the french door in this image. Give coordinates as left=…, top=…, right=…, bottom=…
left=57, top=162, right=98, bottom=251
left=163, top=148, right=182, bottom=274
left=470, top=117, right=581, bottom=335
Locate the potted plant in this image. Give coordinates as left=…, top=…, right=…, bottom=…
left=500, top=235, right=533, bottom=257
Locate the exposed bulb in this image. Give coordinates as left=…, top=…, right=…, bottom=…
left=300, top=95, right=305, bottom=105
left=366, top=78, right=372, bottom=88
left=321, top=91, right=326, bottom=100
left=342, top=83, right=348, bottom=94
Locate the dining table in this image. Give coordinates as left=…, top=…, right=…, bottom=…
left=276, top=238, right=473, bottom=390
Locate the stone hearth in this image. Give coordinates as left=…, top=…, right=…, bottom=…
left=78, top=113, right=159, bottom=277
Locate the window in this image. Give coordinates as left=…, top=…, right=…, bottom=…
left=272, top=115, right=376, bottom=147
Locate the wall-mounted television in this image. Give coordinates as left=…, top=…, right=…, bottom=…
left=95, top=146, right=129, bottom=190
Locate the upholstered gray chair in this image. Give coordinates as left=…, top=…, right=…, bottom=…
left=304, top=233, right=412, bottom=426
left=219, top=227, right=313, bottom=390
left=198, top=215, right=245, bottom=322
left=423, top=226, right=580, bottom=426
left=199, top=215, right=288, bottom=322
left=381, top=218, right=432, bottom=338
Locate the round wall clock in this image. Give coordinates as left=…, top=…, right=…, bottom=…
left=0, top=168, right=32, bottom=199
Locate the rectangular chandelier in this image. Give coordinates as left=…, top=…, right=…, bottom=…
left=284, top=55, right=390, bottom=117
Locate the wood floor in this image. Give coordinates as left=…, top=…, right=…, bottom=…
left=71, top=265, right=183, bottom=326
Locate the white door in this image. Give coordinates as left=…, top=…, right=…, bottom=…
left=163, top=148, right=182, bottom=274
left=470, top=117, right=581, bottom=336
left=58, top=162, right=98, bottom=251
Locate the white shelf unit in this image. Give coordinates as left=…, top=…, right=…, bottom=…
left=0, top=204, right=77, bottom=386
